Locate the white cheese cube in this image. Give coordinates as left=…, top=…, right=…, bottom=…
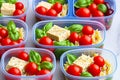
left=73, top=54, right=93, bottom=72
left=6, top=57, right=28, bottom=74
left=36, top=1, right=52, bottom=10
left=1, top=3, right=15, bottom=16
left=47, top=25, right=70, bottom=41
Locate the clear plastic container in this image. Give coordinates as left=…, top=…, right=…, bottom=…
left=60, top=48, right=117, bottom=80
left=32, top=0, right=116, bottom=29
left=32, top=20, right=106, bottom=59
left=0, top=19, right=28, bottom=57
left=1, top=48, right=56, bottom=80
left=0, top=0, right=29, bottom=22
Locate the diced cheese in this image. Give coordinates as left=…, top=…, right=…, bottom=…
left=73, top=54, right=93, bottom=72
left=6, top=57, right=28, bottom=74
left=36, top=1, right=52, bottom=10
left=47, top=25, right=70, bottom=41
left=58, top=4, right=68, bottom=17
left=1, top=3, right=15, bottom=16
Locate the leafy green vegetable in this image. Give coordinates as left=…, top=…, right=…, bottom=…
left=74, top=0, right=93, bottom=8
left=6, top=0, right=17, bottom=4
left=42, top=22, right=53, bottom=32
left=29, top=50, right=41, bottom=65
left=54, top=40, right=74, bottom=46
left=7, top=20, right=16, bottom=32
left=0, top=24, right=3, bottom=27
left=68, top=24, right=83, bottom=33
left=81, top=72, right=93, bottom=77
left=0, top=0, right=4, bottom=8
left=67, top=54, right=77, bottom=64
left=0, top=13, right=3, bottom=16
left=35, top=29, right=46, bottom=38
left=98, top=4, right=107, bottom=13
left=47, top=0, right=66, bottom=4
left=9, top=31, right=20, bottom=40
left=41, top=61, right=53, bottom=70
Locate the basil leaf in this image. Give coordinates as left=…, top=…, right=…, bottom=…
left=7, top=0, right=17, bottom=4
left=54, top=40, right=74, bottom=46
left=68, top=24, right=83, bottom=33
left=29, top=50, right=41, bottom=65
left=0, top=24, right=3, bottom=27
left=81, top=72, right=93, bottom=77
left=0, top=13, right=3, bottom=16
left=67, top=54, right=77, bottom=64
left=42, top=22, right=53, bottom=32
left=7, top=20, right=16, bottom=31
left=41, top=61, right=53, bottom=70
left=47, top=0, right=66, bottom=4
left=35, top=29, right=46, bottom=38
left=98, top=4, right=107, bottom=13
left=0, top=0, right=4, bottom=8
left=9, top=31, right=20, bottom=40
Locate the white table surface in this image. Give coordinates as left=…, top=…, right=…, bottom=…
left=1, top=0, right=120, bottom=80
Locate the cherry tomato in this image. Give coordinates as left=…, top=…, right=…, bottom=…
left=69, top=32, right=79, bottom=43
left=9, top=41, right=18, bottom=45
left=92, top=10, right=104, bottom=17
left=39, top=36, right=53, bottom=45
left=35, top=6, right=48, bottom=15
left=15, top=2, right=24, bottom=10
left=41, top=56, right=52, bottom=62
left=82, top=25, right=94, bottom=35
left=105, top=9, right=114, bottom=16
left=18, top=51, right=29, bottom=61
left=25, top=62, right=38, bottom=75
left=88, top=3, right=98, bottom=13
left=94, top=56, right=105, bottom=67
left=94, top=0, right=104, bottom=4
left=0, top=28, right=8, bottom=38
left=0, top=36, right=2, bottom=43
left=7, top=67, right=21, bottom=75
left=79, top=35, right=92, bottom=45
left=20, top=16, right=26, bottom=22
left=76, top=8, right=91, bottom=17
left=46, top=9, right=58, bottom=17
left=87, top=64, right=101, bottom=76
left=17, top=39, right=23, bottom=43
left=66, top=64, right=82, bottom=76
left=36, top=69, right=50, bottom=75
left=52, top=2, right=62, bottom=13
left=1, top=38, right=11, bottom=46
left=13, top=9, right=24, bottom=16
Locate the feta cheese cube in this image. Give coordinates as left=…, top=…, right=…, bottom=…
left=36, top=1, right=52, bottom=10
left=73, top=54, right=93, bottom=72
left=1, top=3, right=15, bottom=16
left=6, top=57, right=28, bottom=74
left=47, top=25, right=70, bottom=41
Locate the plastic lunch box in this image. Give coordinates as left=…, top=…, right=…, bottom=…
left=0, top=0, right=29, bottom=22
left=32, top=20, right=106, bottom=59
left=1, top=48, right=56, bottom=80
left=32, top=0, right=116, bottom=29
left=0, top=19, right=28, bottom=57
left=60, top=48, right=117, bottom=80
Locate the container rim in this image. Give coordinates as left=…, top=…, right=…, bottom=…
left=32, top=19, right=106, bottom=49
left=1, top=47, right=56, bottom=78
left=0, top=19, right=28, bottom=49
left=60, top=48, right=117, bottom=79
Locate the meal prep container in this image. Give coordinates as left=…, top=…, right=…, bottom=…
left=0, top=0, right=29, bottom=22
left=32, top=0, right=116, bottom=29
left=60, top=48, right=117, bottom=80
left=1, top=48, right=56, bottom=80
left=0, top=19, right=28, bottom=57
left=32, top=20, right=106, bottom=59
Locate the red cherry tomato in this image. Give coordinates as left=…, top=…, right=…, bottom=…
left=0, top=28, right=8, bottom=38
left=94, top=0, right=104, bottom=4
left=69, top=32, right=79, bottom=43
left=18, top=51, right=29, bottom=61
left=76, top=8, right=91, bottom=17
left=36, top=69, right=50, bottom=75
left=39, top=36, right=53, bottom=45
left=66, top=64, right=82, bottom=76
left=46, top=9, right=58, bottom=17
left=105, top=9, right=114, bottom=16
left=87, top=64, right=101, bottom=76
left=82, top=25, right=94, bottom=35
left=92, top=10, right=104, bottom=17
left=25, top=62, right=38, bottom=75
left=15, top=2, right=24, bottom=10
left=7, top=67, right=21, bottom=75
left=88, top=3, right=98, bottom=13
left=1, top=38, right=12, bottom=46
left=20, top=16, right=26, bottom=22
left=13, top=9, right=24, bottom=16
left=79, top=35, right=92, bottom=45
left=35, top=6, right=48, bottom=15
left=17, top=39, right=23, bottom=43
left=41, top=56, right=52, bottom=62
left=52, top=2, right=62, bottom=13
left=0, top=36, right=2, bottom=43
left=94, top=56, right=105, bottom=67
left=9, top=41, right=18, bottom=45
